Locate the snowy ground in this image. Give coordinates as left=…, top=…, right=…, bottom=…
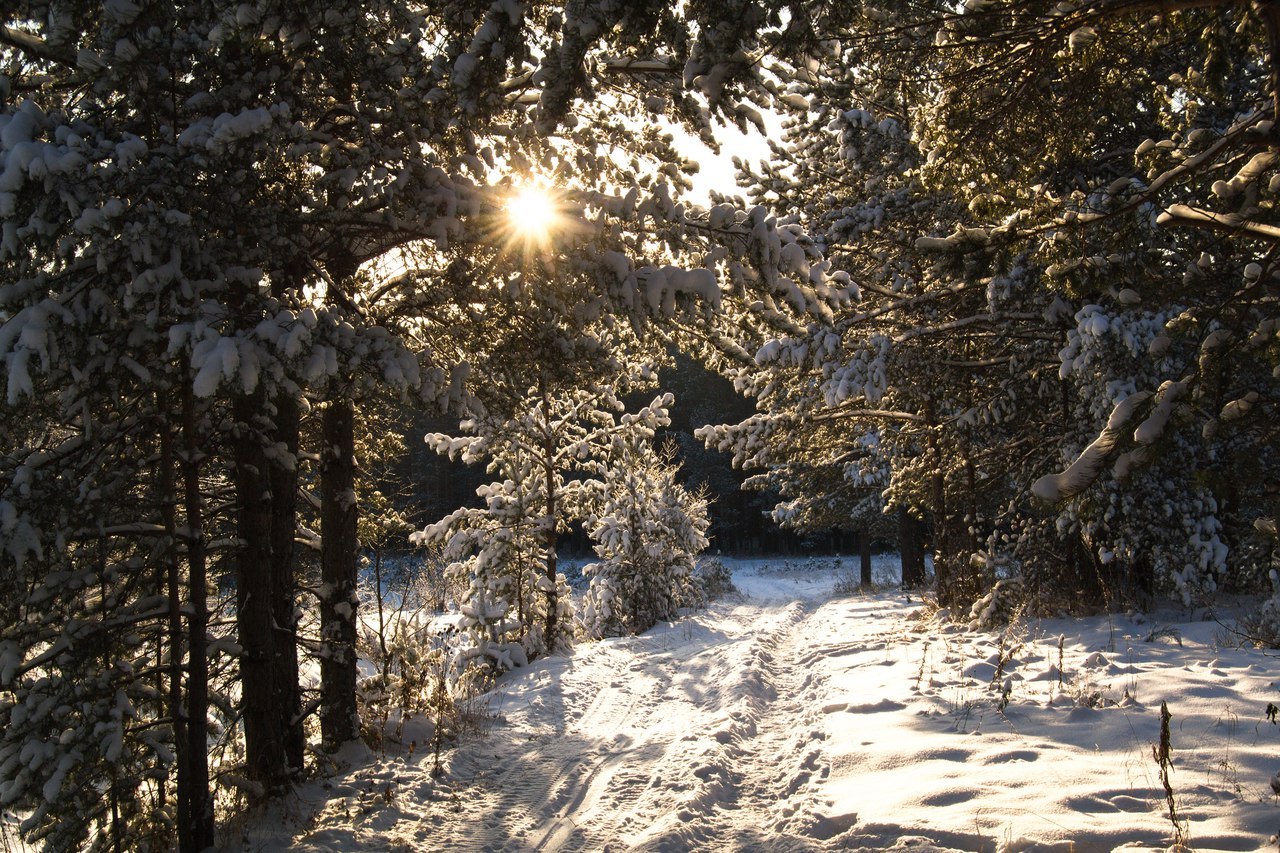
left=245, top=557, right=1280, bottom=852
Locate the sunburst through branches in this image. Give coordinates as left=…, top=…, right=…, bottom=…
left=502, top=182, right=562, bottom=256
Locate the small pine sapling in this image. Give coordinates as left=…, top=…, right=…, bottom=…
left=580, top=434, right=709, bottom=638
left=427, top=649, right=459, bottom=778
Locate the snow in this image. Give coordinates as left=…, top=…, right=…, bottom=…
left=243, top=557, right=1280, bottom=851
left=1069, top=26, right=1098, bottom=53
left=1133, top=380, right=1186, bottom=445
left=1032, top=391, right=1152, bottom=502
left=638, top=265, right=722, bottom=317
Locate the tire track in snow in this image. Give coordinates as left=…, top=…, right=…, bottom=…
left=441, top=595, right=845, bottom=851
left=444, top=642, right=665, bottom=852
left=626, top=600, right=838, bottom=850
left=559, top=600, right=838, bottom=851
left=538, top=622, right=760, bottom=851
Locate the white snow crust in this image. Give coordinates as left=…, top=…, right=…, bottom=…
left=246, top=558, right=1280, bottom=852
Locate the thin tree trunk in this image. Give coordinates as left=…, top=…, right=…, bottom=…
left=539, top=389, right=559, bottom=650
left=157, top=413, right=190, bottom=849
left=180, top=384, right=214, bottom=848
left=924, top=398, right=954, bottom=604
left=899, top=507, right=926, bottom=588
left=930, top=470, right=951, bottom=600
left=374, top=548, right=390, bottom=684
left=542, top=453, right=559, bottom=648
left=233, top=391, right=287, bottom=790
left=1261, top=0, right=1280, bottom=124
left=320, top=397, right=359, bottom=750
left=859, top=531, right=873, bottom=587
left=270, top=392, right=304, bottom=772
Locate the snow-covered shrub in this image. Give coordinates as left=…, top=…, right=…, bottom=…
left=356, top=559, right=494, bottom=759
left=357, top=617, right=446, bottom=749
left=579, top=440, right=709, bottom=638
left=417, top=474, right=551, bottom=675
left=358, top=541, right=457, bottom=748
left=356, top=625, right=496, bottom=772
left=694, top=555, right=738, bottom=601
left=968, top=576, right=1024, bottom=630
left=1240, top=598, right=1280, bottom=648
left=1240, top=527, right=1280, bottom=647
left=832, top=568, right=862, bottom=597
left=830, top=558, right=871, bottom=596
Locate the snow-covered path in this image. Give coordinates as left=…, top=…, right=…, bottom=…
left=255, top=558, right=1280, bottom=852
left=445, top=596, right=841, bottom=850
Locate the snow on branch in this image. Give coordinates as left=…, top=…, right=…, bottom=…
left=1031, top=391, right=1152, bottom=503
left=992, top=111, right=1268, bottom=243
left=810, top=406, right=923, bottom=424
left=600, top=56, right=679, bottom=75
left=892, top=312, right=1039, bottom=345
left=0, top=25, right=76, bottom=66
left=1156, top=204, right=1280, bottom=244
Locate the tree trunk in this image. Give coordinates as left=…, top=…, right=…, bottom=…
left=539, top=387, right=559, bottom=651
left=924, top=398, right=955, bottom=605
left=157, top=411, right=191, bottom=850
left=956, top=425, right=982, bottom=605
left=269, top=392, right=304, bottom=771
left=1261, top=0, right=1280, bottom=123
left=233, top=391, right=287, bottom=790
left=899, top=507, right=926, bottom=588
left=542, top=452, right=559, bottom=650
left=859, top=530, right=872, bottom=587
left=179, top=385, right=214, bottom=848
left=320, top=397, right=359, bottom=750
left=930, top=477, right=953, bottom=602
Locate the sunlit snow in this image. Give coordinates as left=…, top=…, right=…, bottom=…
left=246, top=557, right=1280, bottom=851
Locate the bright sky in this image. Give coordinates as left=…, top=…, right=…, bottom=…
left=666, top=116, right=777, bottom=205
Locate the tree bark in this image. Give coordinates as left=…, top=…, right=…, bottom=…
left=859, top=531, right=873, bottom=587
left=539, top=384, right=560, bottom=651
left=320, top=397, right=359, bottom=750
left=157, top=411, right=190, bottom=849
left=541, top=452, right=559, bottom=649
left=1259, top=0, right=1280, bottom=124
left=923, top=397, right=958, bottom=605
left=269, top=392, right=304, bottom=772
left=233, top=391, right=287, bottom=790
left=179, top=385, right=214, bottom=849
left=899, top=507, right=927, bottom=588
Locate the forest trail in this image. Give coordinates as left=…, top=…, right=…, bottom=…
left=444, top=591, right=844, bottom=851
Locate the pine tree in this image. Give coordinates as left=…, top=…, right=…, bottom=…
left=418, top=372, right=675, bottom=664
left=580, top=434, right=710, bottom=638
left=708, top=0, right=1279, bottom=609
left=871, top=0, right=1278, bottom=603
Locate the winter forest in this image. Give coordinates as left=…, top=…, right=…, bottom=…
left=3, top=0, right=1280, bottom=850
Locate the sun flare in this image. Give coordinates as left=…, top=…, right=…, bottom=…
left=505, top=184, right=560, bottom=244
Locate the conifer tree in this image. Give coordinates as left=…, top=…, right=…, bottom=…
left=710, top=0, right=1278, bottom=607
left=580, top=434, right=710, bottom=638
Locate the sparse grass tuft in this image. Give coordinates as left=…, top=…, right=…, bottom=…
left=1153, top=701, right=1188, bottom=848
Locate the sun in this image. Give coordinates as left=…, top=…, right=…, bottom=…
left=504, top=183, right=561, bottom=248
